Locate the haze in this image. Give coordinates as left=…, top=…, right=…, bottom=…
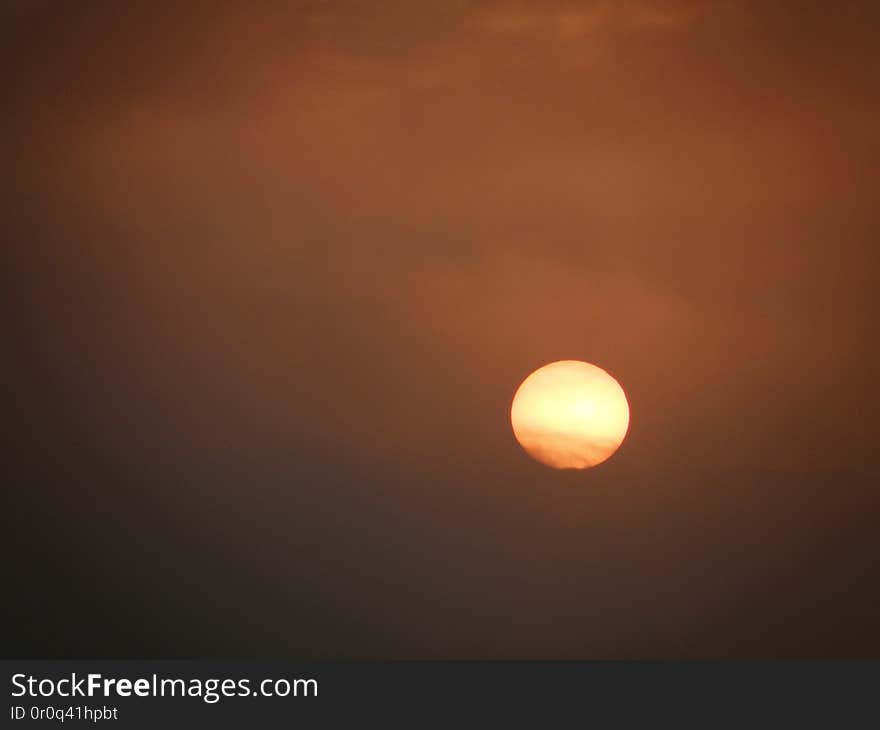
left=4, top=1, right=879, bottom=658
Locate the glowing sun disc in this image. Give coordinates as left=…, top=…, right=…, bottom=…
left=510, top=360, right=630, bottom=470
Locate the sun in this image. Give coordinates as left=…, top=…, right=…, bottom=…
left=510, top=360, right=630, bottom=470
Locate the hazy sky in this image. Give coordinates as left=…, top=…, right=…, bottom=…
left=5, top=1, right=879, bottom=657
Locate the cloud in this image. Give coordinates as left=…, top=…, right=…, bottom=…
left=473, top=1, right=693, bottom=40
left=293, top=1, right=700, bottom=88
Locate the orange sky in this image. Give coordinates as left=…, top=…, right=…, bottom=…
left=5, top=1, right=879, bottom=657
left=7, top=0, right=876, bottom=476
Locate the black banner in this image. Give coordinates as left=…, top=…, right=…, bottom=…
left=3, top=661, right=878, bottom=726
